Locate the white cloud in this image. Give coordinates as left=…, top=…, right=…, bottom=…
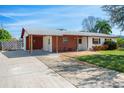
left=0, top=13, right=31, bottom=16
left=4, top=6, right=106, bottom=36
left=6, top=19, right=40, bottom=27
left=0, top=6, right=89, bottom=18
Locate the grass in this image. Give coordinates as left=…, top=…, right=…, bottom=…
left=77, top=50, right=124, bottom=72
left=99, top=50, right=124, bottom=55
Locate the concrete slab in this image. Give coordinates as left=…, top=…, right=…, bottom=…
left=0, top=52, right=75, bottom=88
left=0, top=52, right=8, bottom=61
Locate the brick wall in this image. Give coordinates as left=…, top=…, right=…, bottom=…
left=52, top=36, right=77, bottom=52
left=26, top=35, right=43, bottom=50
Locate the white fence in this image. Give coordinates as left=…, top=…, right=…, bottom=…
left=0, top=40, right=22, bottom=51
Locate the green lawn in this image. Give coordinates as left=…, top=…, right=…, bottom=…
left=77, top=50, right=124, bottom=72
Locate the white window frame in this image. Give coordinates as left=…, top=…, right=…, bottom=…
left=63, top=37, right=68, bottom=43
left=92, top=38, right=100, bottom=44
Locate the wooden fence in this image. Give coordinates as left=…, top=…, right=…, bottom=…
left=0, top=40, right=22, bottom=51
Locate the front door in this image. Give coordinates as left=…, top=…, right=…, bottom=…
left=43, top=36, right=52, bottom=52
left=78, top=37, right=87, bottom=50
left=78, top=38, right=83, bottom=50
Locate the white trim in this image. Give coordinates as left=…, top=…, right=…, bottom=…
left=23, top=32, right=28, bottom=50
left=49, top=36, right=52, bottom=52
left=43, top=36, right=52, bottom=52
left=77, top=37, right=87, bottom=50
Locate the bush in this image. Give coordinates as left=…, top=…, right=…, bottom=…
left=118, top=47, right=124, bottom=51
left=92, top=45, right=108, bottom=51
left=102, top=45, right=109, bottom=50
left=104, top=40, right=117, bottom=50
left=92, top=46, right=101, bottom=51
left=117, top=38, right=124, bottom=48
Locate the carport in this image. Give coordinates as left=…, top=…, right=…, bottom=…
left=25, top=35, right=53, bottom=53
left=26, top=35, right=43, bottom=50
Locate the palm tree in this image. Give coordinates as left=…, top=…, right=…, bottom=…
left=95, top=20, right=112, bottom=34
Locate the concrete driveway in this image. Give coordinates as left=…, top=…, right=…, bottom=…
left=1, top=50, right=124, bottom=88
left=0, top=52, right=75, bottom=88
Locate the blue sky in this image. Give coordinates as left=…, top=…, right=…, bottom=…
left=0, top=5, right=123, bottom=39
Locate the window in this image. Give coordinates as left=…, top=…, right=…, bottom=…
left=105, top=38, right=111, bottom=41
left=78, top=38, right=82, bottom=44
left=48, top=38, right=50, bottom=44
left=92, top=38, right=100, bottom=44
left=63, top=37, right=68, bottom=43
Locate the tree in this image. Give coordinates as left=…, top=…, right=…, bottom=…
left=117, top=38, right=124, bottom=47
left=102, top=5, right=124, bottom=35
left=95, top=20, right=112, bottom=34
left=82, top=16, right=100, bottom=32
left=0, top=29, right=12, bottom=41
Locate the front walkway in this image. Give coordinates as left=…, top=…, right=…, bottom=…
left=0, top=52, right=75, bottom=88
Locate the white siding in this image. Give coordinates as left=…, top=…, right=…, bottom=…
left=49, top=36, right=52, bottom=52
left=112, top=38, right=116, bottom=42
left=88, top=37, right=92, bottom=50
left=87, top=37, right=116, bottom=50
left=43, top=36, right=52, bottom=52
left=23, top=32, right=28, bottom=50
left=101, top=38, right=105, bottom=44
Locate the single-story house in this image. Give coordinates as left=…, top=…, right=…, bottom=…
left=21, top=28, right=117, bottom=53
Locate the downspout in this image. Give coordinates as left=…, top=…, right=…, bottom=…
left=87, top=36, right=88, bottom=50
left=30, top=35, right=33, bottom=53
left=76, top=36, right=78, bottom=51
left=56, top=36, right=59, bottom=53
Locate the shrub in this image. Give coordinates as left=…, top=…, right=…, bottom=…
left=104, top=40, right=117, bottom=50
left=118, top=47, right=124, bottom=51
left=117, top=38, right=124, bottom=48
left=92, top=45, right=108, bottom=51
left=102, top=45, right=109, bottom=50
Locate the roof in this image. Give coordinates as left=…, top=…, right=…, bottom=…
left=22, top=27, right=117, bottom=38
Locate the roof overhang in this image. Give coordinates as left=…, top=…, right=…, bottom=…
left=22, top=27, right=118, bottom=38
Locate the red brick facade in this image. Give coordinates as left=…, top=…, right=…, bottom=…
left=52, top=36, right=78, bottom=52
left=26, top=35, right=43, bottom=50
left=26, top=36, right=29, bottom=50
left=26, top=35, right=79, bottom=52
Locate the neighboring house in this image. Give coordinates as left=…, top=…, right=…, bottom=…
left=21, top=28, right=117, bottom=53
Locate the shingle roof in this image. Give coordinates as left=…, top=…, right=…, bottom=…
left=23, top=27, right=117, bottom=38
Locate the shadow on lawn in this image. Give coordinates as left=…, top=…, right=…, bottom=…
left=38, top=55, right=124, bottom=88
left=76, top=70, right=121, bottom=88
left=50, top=58, right=121, bottom=88
left=57, top=63, right=94, bottom=72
